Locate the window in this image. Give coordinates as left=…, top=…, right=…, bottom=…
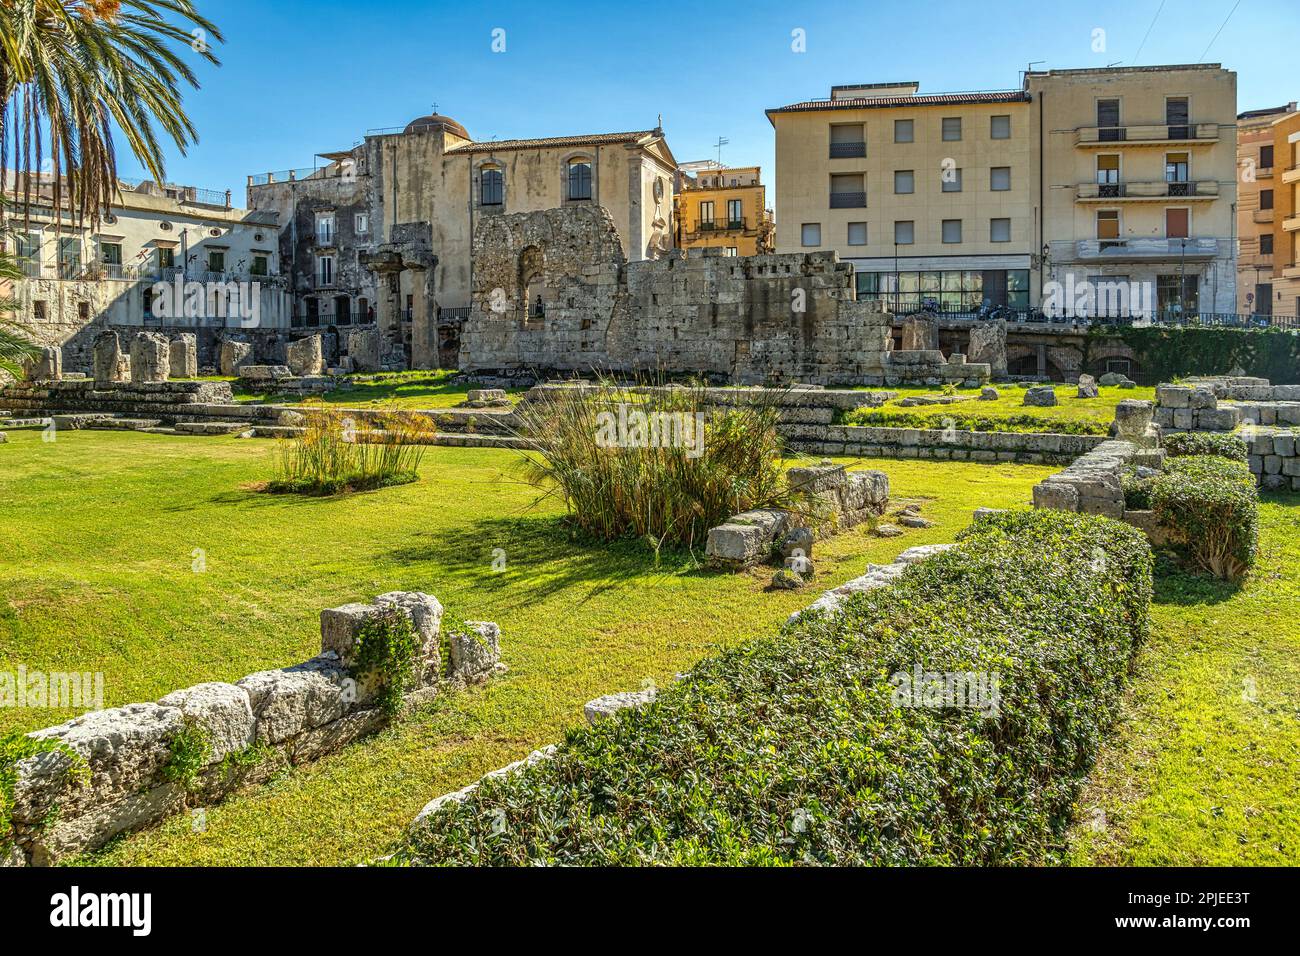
left=1157, top=274, right=1199, bottom=315
left=1165, top=208, right=1189, bottom=239
left=567, top=159, right=592, bottom=200
left=699, top=200, right=715, bottom=226
left=990, top=167, right=1011, bottom=191
left=800, top=223, right=821, bottom=247
left=894, top=221, right=914, bottom=245
left=829, top=124, right=866, bottom=158
left=315, top=214, right=335, bottom=246
left=894, top=170, right=915, bottom=194
left=100, top=242, right=122, bottom=266
left=726, top=199, right=743, bottom=228
left=1097, top=99, right=1121, bottom=140
left=251, top=254, right=269, bottom=277
left=1260, top=145, right=1274, bottom=169
left=847, top=222, right=868, bottom=246
left=724, top=247, right=738, bottom=257
left=942, top=168, right=963, bottom=193
left=830, top=173, right=865, bottom=207
left=158, top=247, right=175, bottom=270
left=1165, top=153, right=1189, bottom=183
left=1261, top=234, right=1274, bottom=255
left=14, top=232, right=39, bottom=274
left=58, top=237, right=81, bottom=278
left=941, top=117, right=962, bottom=141
left=990, top=115, right=1011, bottom=139
left=317, top=255, right=335, bottom=286
left=942, top=219, right=962, bottom=244
left=1166, top=97, right=1189, bottom=138
left=1096, top=155, right=1120, bottom=196
left=1097, top=210, right=1120, bottom=240
left=1260, top=189, right=1274, bottom=210
left=990, top=218, right=1011, bottom=243
left=207, top=250, right=225, bottom=273
left=33, top=300, right=47, bottom=321
left=480, top=167, right=503, bottom=206
left=894, top=119, right=914, bottom=143
left=354, top=213, right=369, bottom=234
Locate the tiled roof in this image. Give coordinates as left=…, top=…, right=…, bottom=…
left=449, top=130, right=660, bottom=153
left=766, top=90, right=1030, bottom=122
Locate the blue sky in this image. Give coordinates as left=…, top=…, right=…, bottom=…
left=138, top=0, right=1298, bottom=200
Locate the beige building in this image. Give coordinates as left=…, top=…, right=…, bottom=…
left=767, top=82, right=1037, bottom=311
left=247, top=114, right=677, bottom=365
left=1028, top=64, right=1239, bottom=318
left=2, top=174, right=288, bottom=342
left=1235, top=103, right=1294, bottom=313
left=1273, top=110, right=1300, bottom=316
left=768, top=65, right=1240, bottom=318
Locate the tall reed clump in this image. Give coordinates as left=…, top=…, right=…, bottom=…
left=512, top=380, right=807, bottom=550
left=268, top=405, right=435, bottom=495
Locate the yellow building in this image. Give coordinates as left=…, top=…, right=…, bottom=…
left=766, top=66, right=1240, bottom=317
left=674, top=163, right=773, bottom=256
left=1273, top=110, right=1300, bottom=317
left=1236, top=103, right=1294, bottom=313
left=766, top=82, right=1038, bottom=310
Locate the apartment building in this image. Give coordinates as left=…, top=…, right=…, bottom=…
left=1236, top=103, right=1295, bottom=313
left=767, top=82, right=1037, bottom=311
left=2, top=175, right=288, bottom=335
left=768, top=65, right=1240, bottom=318
left=1273, top=110, right=1300, bottom=317
left=1028, top=64, right=1238, bottom=319
left=674, top=162, right=774, bottom=256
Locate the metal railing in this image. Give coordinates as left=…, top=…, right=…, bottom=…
left=1078, top=123, right=1219, bottom=144
left=829, top=142, right=866, bottom=158
left=694, top=218, right=749, bottom=233
left=830, top=191, right=867, bottom=208
left=862, top=300, right=1300, bottom=330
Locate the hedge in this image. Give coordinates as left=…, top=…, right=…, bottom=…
left=400, top=510, right=1152, bottom=866
left=1162, top=432, right=1248, bottom=462
left=1089, top=325, right=1300, bottom=385
left=1152, top=455, right=1259, bottom=581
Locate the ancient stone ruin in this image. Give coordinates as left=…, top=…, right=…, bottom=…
left=92, top=330, right=130, bottom=386
left=169, top=334, right=198, bottom=379
left=129, top=332, right=170, bottom=385
left=461, top=205, right=990, bottom=388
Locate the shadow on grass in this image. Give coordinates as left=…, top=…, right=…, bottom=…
left=1152, top=555, right=1244, bottom=608
left=386, top=512, right=722, bottom=612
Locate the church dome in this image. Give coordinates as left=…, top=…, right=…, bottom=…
left=403, top=113, right=470, bottom=139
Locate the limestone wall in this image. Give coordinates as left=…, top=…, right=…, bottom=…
left=3, top=592, right=501, bottom=867
left=461, top=206, right=989, bottom=387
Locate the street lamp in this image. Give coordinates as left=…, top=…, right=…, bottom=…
left=1178, top=238, right=1187, bottom=325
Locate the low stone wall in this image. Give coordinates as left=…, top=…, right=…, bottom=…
left=784, top=423, right=1106, bottom=464
left=0, top=379, right=235, bottom=419
left=705, top=463, right=890, bottom=569
left=3, top=591, right=502, bottom=867
left=1030, top=439, right=1161, bottom=520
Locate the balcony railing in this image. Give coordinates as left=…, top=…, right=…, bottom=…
left=315, top=230, right=336, bottom=247
left=1075, top=123, right=1219, bottom=146
left=829, top=142, right=866, bottom=159
left=1072, top=236, right=1221, bottom=260
left=1076, top=180, right=1219, bottom=200
left=1283, top=215, right=1300, bottom=233
left=830, top=191, right=867, bottom=209
left=694, top=218, right=749, bottom=234
left=1282, top=165, right=1300, bottom=184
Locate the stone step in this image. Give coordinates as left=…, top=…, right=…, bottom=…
left=174, top=421, right=254, bottom=436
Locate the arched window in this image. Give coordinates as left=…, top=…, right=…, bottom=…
left=481, top=166, right=503, bottom=206
left=567, top=159, right=592, bottom=201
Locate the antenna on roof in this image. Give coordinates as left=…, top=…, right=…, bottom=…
left=1107, top=61, right=1123, bottom=67
left=713, top=136, right=729, bottom=166
left=1021, top=60, right=1046, bottom=88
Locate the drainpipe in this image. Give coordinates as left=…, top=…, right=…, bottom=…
left=1038, top=91, right=1046, bottom=301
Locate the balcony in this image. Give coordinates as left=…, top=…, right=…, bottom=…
left=1074, top=123, right=1220, bottom=147
left=1072, top=236, right=1221, bottom=261
left=1285, top=215, right=1300, bottom=233
left=829, top=141, right=866, bottom=159
left=1284, top=262, right=1300, bottom=279
left=692, top=218, right=750, bottom=237
left=1240, top=253, right=1274, bottom=270
left=1253, top=208, right=1275, bottom=225
left=829, top=191, right=867, bottom=209
left=314, top=230, right=336, bottom=248
left=1076, top=180, right=1219, bottom=201
left=1283, top=165, right=1300, bottom=185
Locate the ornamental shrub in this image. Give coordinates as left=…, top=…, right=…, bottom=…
left=1162, top=432, right=1248, bottom=462
left=400, top=510, right=1152, bottom=866
left=1151, top=455, right=1258, bottom=581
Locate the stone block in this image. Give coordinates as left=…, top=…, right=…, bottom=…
left=129, top=332, right=170, bottom=384
left=583, top=689, right=657, bottom=726
left=1156, top=385, right=1191, bottom=408
left=219, top=340, right=253, bottom=377
left=169, top=334, right=198, bottom=378
left=447, top=621, right=501, bottom=682
left=1023, top=385, right=1057, bottom=407
left=1076, top=374, right=1099, bottom=399
left=157, top=682, right=256, bottom=764
left=92, top=330, right=129, bottom=386
left=286, top=335, right=325, bottom=377
left=236, top=655, right=354, bottom=746
left=1033, top=480, right=1079, bottom=512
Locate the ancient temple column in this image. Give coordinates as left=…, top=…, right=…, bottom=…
left=408, top=266, right=438, bottom=370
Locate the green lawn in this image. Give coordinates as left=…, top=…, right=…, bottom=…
left=236, top=370, right=526, bottom=410
left=0, top=429, right=1051, bottom=865
left=870, top=384, right=1157, bottom=427
left=1067, top=493, right=1300, bottom=865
